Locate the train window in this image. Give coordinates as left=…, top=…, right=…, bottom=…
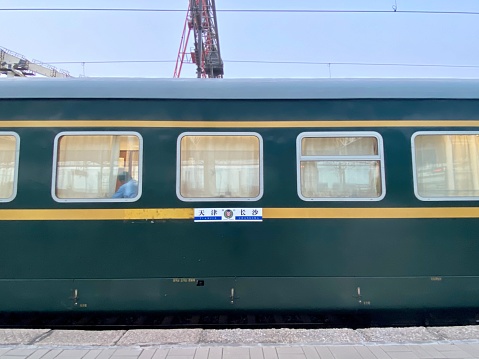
left=297, top=132, right=386, bottom=201
left=52, top=132, right=142, bottom=202
left=0, top=132, right=20, bottom=202
left=412, top=132, right=479, bottom=201
left=177, top=132, right=263, bottom=201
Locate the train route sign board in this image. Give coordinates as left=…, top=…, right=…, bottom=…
left=194, top=208, right=263, bottom=222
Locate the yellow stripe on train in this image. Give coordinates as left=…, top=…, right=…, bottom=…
left=1, top=207, right=479, bottom=220
left=1, top=120, right=479, bottom=128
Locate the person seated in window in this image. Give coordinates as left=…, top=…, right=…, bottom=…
left=112, top=171, right=138, bottom=198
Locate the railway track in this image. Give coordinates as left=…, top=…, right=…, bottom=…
left=0, top=310, right=477, bottom=329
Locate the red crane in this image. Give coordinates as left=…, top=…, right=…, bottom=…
left=174, top=0, right=224, bottom=78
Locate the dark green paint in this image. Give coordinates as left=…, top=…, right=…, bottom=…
left=1, top=97, right=479, bottom=313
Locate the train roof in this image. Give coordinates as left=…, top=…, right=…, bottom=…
left=0, top=78, right=478, bottom=99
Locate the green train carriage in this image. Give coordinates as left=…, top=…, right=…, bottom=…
left=0, top=78, right=479, bottom=323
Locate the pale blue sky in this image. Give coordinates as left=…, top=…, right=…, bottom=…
left=1, top=0, right=479, bottom=78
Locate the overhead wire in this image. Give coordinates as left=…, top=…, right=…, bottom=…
left=47, top=60, right=479, bottom=70
left=7, top=5, right=479, bottom=75
left=0, top=8, right=479, bottom=15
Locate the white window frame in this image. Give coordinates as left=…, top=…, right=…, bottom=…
left=297, top=131, right=386, bottom=201
left=412, top=131, right=479, bottom=201
left=52, top=131, right=143, bottom=203
left=0, top=132, right=20, bottom=203
left=176, top=132, right=264, bottom=202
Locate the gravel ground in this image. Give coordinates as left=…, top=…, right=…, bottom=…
left=0, top=326, right=478, bottom=346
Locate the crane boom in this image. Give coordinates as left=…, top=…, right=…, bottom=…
left=174, top=0, right=224, bottom=78
left=0, top=47, right=72, bottom=78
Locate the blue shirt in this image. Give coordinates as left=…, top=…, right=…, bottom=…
left=112, top=179, right=138, bottom=198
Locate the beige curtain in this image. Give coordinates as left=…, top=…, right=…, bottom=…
left=415, top=135, right=479, bottom=197
left=302, top=137, right=378, bottom=156
left=180, top=135, right=260, bottom=198
left=300, top=137, right=381, bottom=198
left=56, top=135, right=127, bottom=199
left=0, top=135, right=17, bottom=199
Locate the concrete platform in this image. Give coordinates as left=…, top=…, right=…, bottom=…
left=0, top=327, right=479, bottom=359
